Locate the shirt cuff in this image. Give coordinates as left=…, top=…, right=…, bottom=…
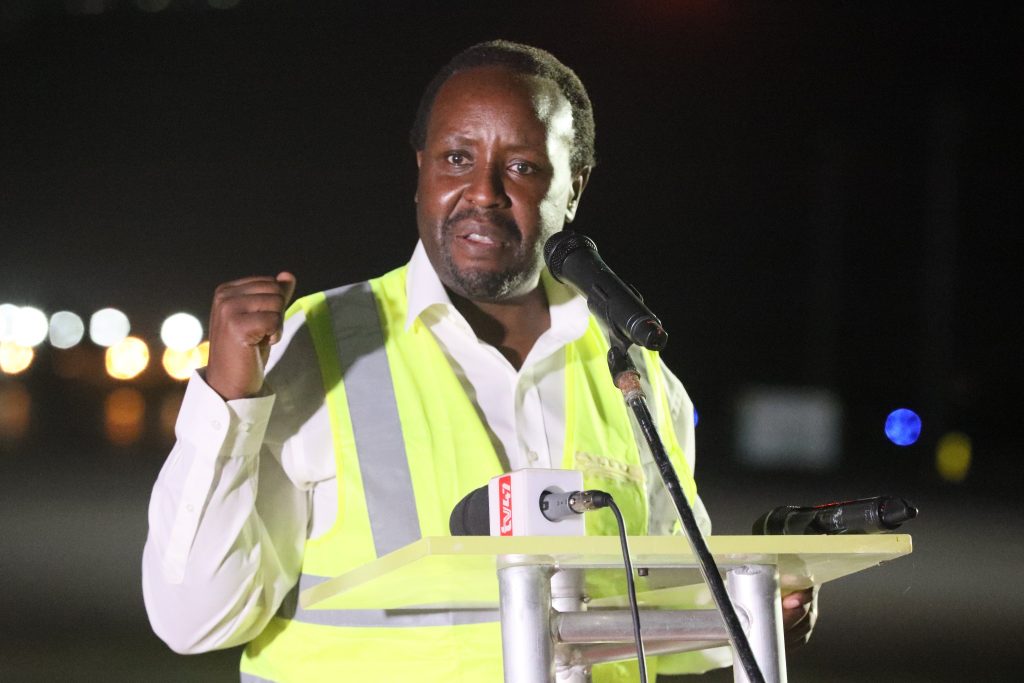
left=176, top=370, right=275, bottom=460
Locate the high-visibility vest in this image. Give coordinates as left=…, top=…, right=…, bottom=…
left=239, top=265, right=698, bottom=682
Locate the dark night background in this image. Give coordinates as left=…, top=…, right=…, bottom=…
left=1, top=1, right=1022, bottom=681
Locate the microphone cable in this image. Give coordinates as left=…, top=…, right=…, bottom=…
left=585, top=490, right=648, bottom=683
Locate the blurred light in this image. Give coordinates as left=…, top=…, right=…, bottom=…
left=0, top=303, right=19, bottom=342
left=0, top=342, right=34, bottom=375
left=12, top=306, right=48, bottom=347
left=885, top=408, right=921, bottom=446
left=736, top=387, right=842, bottom=470
left=162, top=341, right=209, bottom=381
left=105, top=336, right=150, bottom=380
left=161, top=312, right=203, bottom=352
left=90, top=308, right=130, bottom=347
left=936, top=431, right=972, bottom=483
left=0, top=382, right=31, bottom=441
left=693, top=406, right=699, bottom=427
left=104, top=387, right=145, bottom=446
left=49, top=311, right=85, bottom=349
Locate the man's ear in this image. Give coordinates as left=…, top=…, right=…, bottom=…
left=564, top=166, right=592, bottom=223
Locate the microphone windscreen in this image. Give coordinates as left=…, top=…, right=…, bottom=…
left=449, top=484, right=491, bottom=536
left=543, top=230, right=597, bottom=280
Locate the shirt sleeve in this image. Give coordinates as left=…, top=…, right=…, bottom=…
left=142, top=315, right=313, bottom=654
left=644, top=356, right=713, bottom=538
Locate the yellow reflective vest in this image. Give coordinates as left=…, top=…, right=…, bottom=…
left=239, top=265, right=699, bottom=682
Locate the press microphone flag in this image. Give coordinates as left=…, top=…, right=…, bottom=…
left=449, top=469, right=596, bottom=537
left=544, top=230, right=668, bottom=351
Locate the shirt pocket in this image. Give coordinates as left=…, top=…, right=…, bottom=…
left=574, top=451, right=648, bottom=537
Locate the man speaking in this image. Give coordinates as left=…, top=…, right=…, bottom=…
left=142, top=40, right=814, bottom=681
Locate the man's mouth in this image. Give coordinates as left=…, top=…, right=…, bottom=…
left=462, top=232, right=501, bottom=246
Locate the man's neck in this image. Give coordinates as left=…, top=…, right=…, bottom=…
left=448, top=285, right=551, bottom=371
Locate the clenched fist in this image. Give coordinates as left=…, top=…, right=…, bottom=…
left=205, top=272, right=297, bottom=401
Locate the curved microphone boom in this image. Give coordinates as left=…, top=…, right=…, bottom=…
left=544, top=230, right=668, bottom=351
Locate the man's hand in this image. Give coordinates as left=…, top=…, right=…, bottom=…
left=782, top=586, right=818, bottom=648
left=205, top=272, right=296, bottom=401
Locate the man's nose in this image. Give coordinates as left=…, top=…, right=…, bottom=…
left=464, top=164, right=511, bottom=208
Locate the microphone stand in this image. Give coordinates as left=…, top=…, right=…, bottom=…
left=606, top=333, right=767, bottom=683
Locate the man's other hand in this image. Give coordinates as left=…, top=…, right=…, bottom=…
left=781, top=586, right=818, bottom=648
left=205, top=272, right=296, bottom=400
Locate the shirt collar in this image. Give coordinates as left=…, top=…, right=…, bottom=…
left=404, top=240, right=590, bottom=344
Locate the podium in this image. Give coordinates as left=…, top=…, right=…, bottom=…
left=300, top=535, right=912, bottom=682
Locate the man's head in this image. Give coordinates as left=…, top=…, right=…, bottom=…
left=412, top=41, right=595, bottom=303
left=411, top=41, right=596, bottom=175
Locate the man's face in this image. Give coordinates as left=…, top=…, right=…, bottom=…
left=416, top=66, right=588, bottom=302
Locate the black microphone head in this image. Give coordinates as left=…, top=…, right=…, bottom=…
left=543, top=230, right=598, bottom=282
left=449, top=484, right=491, bottom=536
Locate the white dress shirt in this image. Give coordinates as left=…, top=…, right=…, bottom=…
left=142, top=242, right=712, bottom=655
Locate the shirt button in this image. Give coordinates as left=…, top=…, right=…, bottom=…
left=185, top=503, right=195, bottom=513
left=211, top=420, right=222, bottom=431
left=239, top=421, right=252, bottom=433
left=526, top=450, right=539, bottom=463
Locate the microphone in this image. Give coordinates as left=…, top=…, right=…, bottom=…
left=539, top=489, right=612, bottom=521
left=449, top=484, right=490, bottom=536
left=448, top=470, right=612, bottom=536
left=752, top=495, right=919, bottom=535
left=544, top=230, right=668, bottom=351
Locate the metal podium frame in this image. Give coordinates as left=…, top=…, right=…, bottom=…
left=300, top=535, right=912, bottom=682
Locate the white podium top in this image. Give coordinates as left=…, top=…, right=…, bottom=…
left=301, top=534, right=912, bottom=611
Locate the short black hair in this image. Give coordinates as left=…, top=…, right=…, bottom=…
left=410, top=40, right=596, bottom=173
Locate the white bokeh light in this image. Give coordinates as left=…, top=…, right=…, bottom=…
left=0, top=304, right=18, bottom=342
left=89, top=308, right=130, bottom=347
left=49, top=311, right=86, bottom=349
left=13, top=306, right=49, bottom=347
left=160, top=313, right=203, bottom=352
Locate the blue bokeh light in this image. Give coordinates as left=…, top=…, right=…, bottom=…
left=885, top=408, right=921, bottom=446
left=693, top=406, right=699, bottom=427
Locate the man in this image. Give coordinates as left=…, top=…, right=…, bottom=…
left=143, top=41, right=814, bottom=682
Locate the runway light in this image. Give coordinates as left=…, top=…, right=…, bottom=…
left=885, top=408, right=921, bottom=446
left=105, top=336, right=150, bottom=380
left=160, top=313, right=203, bottom=352
left=162, top=341, right=209, bottom=381
left=0, top=342, right=34, bottom=375
left=0, top=381, right=31, bottom=441
left=0, top=303, right=19, bottom=342
left=90, top=308, right=130, bottom=347
left=936, top=431, right=972, bottom=483
left=49, top=311, right=85, bottom=349
left=13, top=306, right=48, bottom=347
left=104, top=387, right=145, bottom=446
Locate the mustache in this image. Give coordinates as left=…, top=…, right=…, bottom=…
left=443, top=209, right=520, bottom=240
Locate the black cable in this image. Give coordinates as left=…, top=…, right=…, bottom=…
left=606, top=496, right=648, bottom=683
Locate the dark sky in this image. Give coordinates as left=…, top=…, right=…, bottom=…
left=2, top=1, right=1021, bottom=490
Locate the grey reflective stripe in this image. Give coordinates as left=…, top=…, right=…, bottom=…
left=240, top=673, right=276, bottom=683
left=279, top=572, right=499, bottom=628
left=324, top=282, right=420, bottom=557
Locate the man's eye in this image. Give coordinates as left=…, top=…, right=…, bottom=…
left=446, top=153, right=468, bottom=166
left=511, top=162, right=535, bottom=175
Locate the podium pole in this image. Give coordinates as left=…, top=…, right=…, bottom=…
left=728, top=565, right=786, bottom=683
left=498, top=559, right=555, bottom=682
